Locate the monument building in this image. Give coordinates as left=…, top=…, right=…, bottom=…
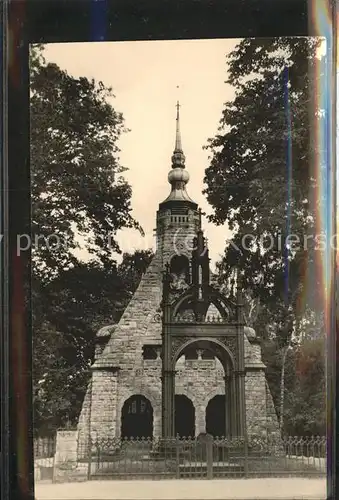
left=77, top=103, right=279, bottom=448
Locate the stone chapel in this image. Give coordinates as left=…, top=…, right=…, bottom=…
left=77, top=103, right=279, bottom=448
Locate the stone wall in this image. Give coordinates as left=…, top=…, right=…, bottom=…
left=265, top=380, right=280, bottom=438
left=77, top=370, right=119, bottom=455
left=89, top=370, right=118, bottom=439
left=245, top=369, right=269, bottom=437
left=78, top=339, right=278, bottom=443
left=114, top=357, right=226, bottom=438
left=92, top=253, right=163, bottom=371
left=77, top=387, right=91, bottom=456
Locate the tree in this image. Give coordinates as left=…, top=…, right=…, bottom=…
left=30, top=45, right=143, bottom=282
left=205, top=38, right=326, bottom=434
left=30, top=44, right=151, bottom=431
left=283, top=338, right=326, bottom=436
left=204, top=37, right=324, bottom=339
left=33, top=249, right=154, bottom=432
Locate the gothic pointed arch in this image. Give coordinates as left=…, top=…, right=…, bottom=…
left=172, top=337, right=235, bottom=371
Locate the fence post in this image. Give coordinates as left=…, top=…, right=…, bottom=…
left=206, top=435, right=213, bottom=479
left=175, top=435, right=180, bottom=479
left=243, top=434, right=249, bottom=478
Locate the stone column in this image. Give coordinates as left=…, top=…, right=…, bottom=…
left=224, top=375, right=231, bottom=437
left=153, top=398, right=162, bottom=439
left=238, top=370, right=246, bottom=438
left=230, top=372, right=238, bottom=437
left=196, top=404, right=206, bottom=435
left=162, top=370, right=175, bottom=437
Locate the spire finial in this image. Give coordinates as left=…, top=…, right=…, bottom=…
left=175, top=100, right=182, bottom=150
left=159, top=96, right=197, bottom=208
left=171, top=95, right=185, bottom=168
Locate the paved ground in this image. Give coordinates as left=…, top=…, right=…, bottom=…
left=35, top=478, right=327, bottom=500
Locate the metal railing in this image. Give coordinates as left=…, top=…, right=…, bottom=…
left=76, top=434, right=326, bottom=480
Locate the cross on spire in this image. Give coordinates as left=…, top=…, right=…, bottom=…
left=174, top=99, right=182, bottom=153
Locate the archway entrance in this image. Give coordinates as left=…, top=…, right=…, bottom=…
left=161, top=254, right=246, bottom=439
left=169, top=338, right=235, bottom=438
left=206, top=395, right=226, bottom=437
left=121, top=395, right=153, bottom=439
left=175, top=395, right=195, bottom=437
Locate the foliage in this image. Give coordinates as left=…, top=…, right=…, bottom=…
left=204, top=37, right=323, bottom=344
left=30, top=44, right=153, bottom=432
left=33, top=250, right=154, bottom=433
left=260, top=334, right=326, bottom=437
left=206, top=38, right=326, bottom=435
left=283, top=338, right=326, bottom=436
left=30, top=44, right=143, bottom=282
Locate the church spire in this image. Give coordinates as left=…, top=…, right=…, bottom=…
left=175, top=101, right=182, bottom=151
left=171, top=101, right=185, bottom=168
left=159, top=101, right=197, bottom=209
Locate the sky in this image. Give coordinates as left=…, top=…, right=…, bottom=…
left=42, top=39, right=240, bottom=269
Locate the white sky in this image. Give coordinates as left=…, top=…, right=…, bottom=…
left=42, top=39, right=240, bottom=269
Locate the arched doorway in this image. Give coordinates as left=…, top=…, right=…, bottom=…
left=206, top=395, right=226, bottom=437
left=121, top=395, right=153, bottom=438
left=164, top=334, right=238, bottom=439
left=175, top=395, right=195, bottom=437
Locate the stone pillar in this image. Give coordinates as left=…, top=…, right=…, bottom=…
left=162, top=370, right=175, bottom=437
left=196, top=404, right=206, bottom=435
left=238, top=370, right=246, bottom=438
left=224, top=376, right=231, bottom=437
left=230, top=372, right=237, bottom=437
left=153, top=399, right=162, bottom=438
left=89, top=369, right=119, bottom=441
left=53, top=430, right=79, bottom=482
left=245, top=368, right=269, bottom=438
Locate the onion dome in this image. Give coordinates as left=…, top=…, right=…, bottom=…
left=168, top=167, right=190, bottom=184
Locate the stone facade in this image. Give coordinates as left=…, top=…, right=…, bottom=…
left=77, top=104, right=279, bottom=450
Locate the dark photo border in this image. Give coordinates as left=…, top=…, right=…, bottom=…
left=0, top=1, right=336, bottom=499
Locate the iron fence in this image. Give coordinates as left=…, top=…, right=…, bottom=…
left=77, top=434, right=326, bottom=480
